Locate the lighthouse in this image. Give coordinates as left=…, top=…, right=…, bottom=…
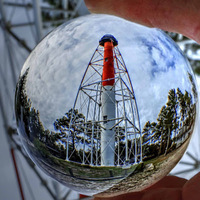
left=99, top=35, right=118, bottom=166
left=69, top=34, right=142, bottom=167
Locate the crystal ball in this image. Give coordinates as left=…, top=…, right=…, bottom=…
left=15, top=14, right=198, bottom=197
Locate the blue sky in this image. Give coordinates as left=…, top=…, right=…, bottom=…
left=23, top=14, right=196, bottom=132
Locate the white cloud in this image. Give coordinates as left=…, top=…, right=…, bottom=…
left=21, top=14, right=196, bottom=130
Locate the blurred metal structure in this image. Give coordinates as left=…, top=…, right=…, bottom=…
left=0, top=0, right=90, bottom=199
left=0, top=0, right=200, bottom=199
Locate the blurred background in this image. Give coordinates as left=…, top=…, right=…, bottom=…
left=0, top=0, right=200, bottom=200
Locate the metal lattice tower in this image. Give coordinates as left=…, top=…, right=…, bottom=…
left=67, top=35, right=142, bottom=167
left=1, top=0, right=200, bottom=199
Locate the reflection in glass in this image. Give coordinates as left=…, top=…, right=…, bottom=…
left=15, top=14, right=198, bottom=197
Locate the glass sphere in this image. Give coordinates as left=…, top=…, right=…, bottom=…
left=15, top=14, right=198, bottom=197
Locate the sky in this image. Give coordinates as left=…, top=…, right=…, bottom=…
left=23, top=14, right=196, bottom=132
left=1, top=1, right=200, bottom=200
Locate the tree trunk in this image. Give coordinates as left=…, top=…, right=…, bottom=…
left=165, top=127, right=171, bottom=155
left=158, top=131, right=163, bottom=156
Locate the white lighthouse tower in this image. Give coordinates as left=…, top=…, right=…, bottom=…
left=99, top=35, right=118, bottom=166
